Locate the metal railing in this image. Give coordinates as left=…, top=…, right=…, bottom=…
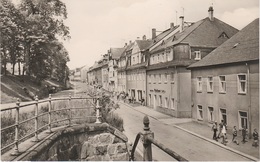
left=1, top=94, right=102, bottom=155
left=130, top=115, right=188, bottom=161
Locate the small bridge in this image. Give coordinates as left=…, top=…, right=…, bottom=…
left=1, top=93, right=187, bottom=161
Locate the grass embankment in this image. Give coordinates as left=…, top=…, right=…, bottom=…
left=1, top=94, right=124, bottom=154
left=1, top=75, right=68, bottom=104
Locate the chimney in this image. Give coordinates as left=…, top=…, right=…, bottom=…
left=170, top=23, right=174, bottom=29
left=208, top=6, right=214, bottom=21
left=143, top=35, right=146, bottom=40
left=179, top=16, right=184, bottom=32
left=129, top=40, right=132, bottom=44
left=152, top=28, right=156, bottom=39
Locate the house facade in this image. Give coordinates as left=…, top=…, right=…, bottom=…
left=126, top=38, right=152, bottom=103
left=117, top=43, right=131, bottom=93
left=146, top=7, right=238, bottom=118
left=108, top=48, right=125, bottom=92
left=188, top=19, right=259, bottom=136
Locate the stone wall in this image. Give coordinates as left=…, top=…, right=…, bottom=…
left=2, top=123, right=130, bottom=161
left=81, top=133, right=128, bottom=161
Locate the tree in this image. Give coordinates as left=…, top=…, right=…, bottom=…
left=0, top=0, right=70, bottom=84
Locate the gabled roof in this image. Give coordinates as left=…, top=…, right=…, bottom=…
left=151, top=17, right=238, bottom=53
left=148, top=25, right=180, bottom=50
left=136, top=40, right=153, bottom=51
left=188, top=18, right=259, bottom=68
left=120, top=42, right=135, bottom=58
left=110, top=48, right=125, bottom=59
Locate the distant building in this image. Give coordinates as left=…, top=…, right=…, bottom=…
left=125, top=38, right=152, bottom=103
left=188, top=19, right=259, bottom=136
left=108, top=48, right=125, bottom=92
left=146, top=6, right=238, bottom=118
left=80, top=65, right=89, bottom=82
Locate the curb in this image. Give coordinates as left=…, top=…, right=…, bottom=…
left=119, top=101, right=259, bottom=161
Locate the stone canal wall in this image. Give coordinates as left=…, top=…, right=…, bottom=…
left=2, top=123, right=130, bottom=161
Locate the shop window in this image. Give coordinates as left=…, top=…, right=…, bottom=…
left=165, top=97, right=168, bottom=108
left=171, top=98, right=175, bottom=109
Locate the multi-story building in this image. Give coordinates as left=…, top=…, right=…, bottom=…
left=125, top=37, right=152, bottom=103
left=146, top=6, right=238, bottom=118
left=108, top=48, right=125, bottom=92
left=117, top=43, right=133, bottom=93
left=101, top=54, right=109, bottom=90
left=87, top=55, right=108, bottom=87
left=188, top=18, right=259, bottom=136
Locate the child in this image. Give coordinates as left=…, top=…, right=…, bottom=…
left=252, top=129, right=259, bottom=147
left=232, top=126, right=239, bottom=145
left=241, top=126, right=247, bottom=144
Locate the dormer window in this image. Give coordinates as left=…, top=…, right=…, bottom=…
left=194, top=51, right=201, bottom=60
left=219, top=32, right=229, bottom=38
left=161, top=40, right=165, bottom=46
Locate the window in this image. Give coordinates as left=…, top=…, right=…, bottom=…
left=148, top=94, right=151, bottom=106
left=165, top=97, right=168, bottom=108
left=158, top=74, right=161, bottom=83
left=159, top=95, right=162, bottom=106
left=157, top=54, right=160, bottom=63
left=171, top=98, right=175, bottom=109
left=219, top=76, right=226, bottom=93
left=164, top=74, right=167, bottom=83
left=239, top=111, right=248, bottom=129
left=161, top=53, right=165, bottom=62
left=148, top=75, right=151, bottom=84
left=208, top=107, right=214, bottom=122
left=194, top=51, right=201, bottom=60
left=137, top=55, right=139, bottom=64
left=238, top=74, right=247, bottom=94
left=220, top=108, right=227, bottom=124
left=171, top=73, right=174, bottom=83
left=197, top=105, right=203, bottom=120
left=153, top=74, right=156, bottom=83
left=197, top=77, right=202, bottom=92
left=207, top=76, right=213, bottom=92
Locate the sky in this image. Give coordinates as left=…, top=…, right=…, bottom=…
left=60, top=0, right=259, bottom=69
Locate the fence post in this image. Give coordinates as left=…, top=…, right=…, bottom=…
left=11, top=98, right=21, bottom=156
left=142, top=115, right=154, bottom=161
left=32, top=96, right=40, bottom=142
left=68, top=93, right=72, bottom=127
left=95, top=98, right=101, bottom=124
left=47, top=94, right=52, bottom=133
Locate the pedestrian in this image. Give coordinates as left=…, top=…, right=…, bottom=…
left=221, top=124, right=227, bottom=145
left=252, top=129, right=259, bottom=147
left=232, top=126, right=239, bottom=145
left=241, top=126, right=247, bottom=144
left=217, top=120, right=224, bottom=139
left=212, top=121, right=218, bottom=141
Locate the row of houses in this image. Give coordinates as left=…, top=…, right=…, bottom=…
left=86, top=6, right=259, bottom=136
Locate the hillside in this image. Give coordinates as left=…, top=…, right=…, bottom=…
left=1, top=75, right=68, bottom=104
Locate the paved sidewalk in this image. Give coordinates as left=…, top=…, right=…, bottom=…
left=118, top=101, right=259, bottom=160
